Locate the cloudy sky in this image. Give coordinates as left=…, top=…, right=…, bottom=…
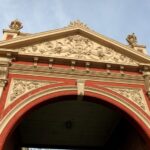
left=0, top=0, right=149, bottom=53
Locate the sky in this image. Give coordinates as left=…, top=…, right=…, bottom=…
left=0, top=0, right=150, bottom=53
left=0, top=1, right=149, bottom=149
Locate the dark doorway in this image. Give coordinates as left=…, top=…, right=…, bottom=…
left=4, top=96, right=149, bottom=150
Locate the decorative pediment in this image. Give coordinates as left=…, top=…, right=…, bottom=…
left=18, top=34, right=138, bottom=65
left=0, top=21, right=150, bottom=65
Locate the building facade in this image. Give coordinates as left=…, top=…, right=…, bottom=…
left=0, top=20, right=150, bottom=150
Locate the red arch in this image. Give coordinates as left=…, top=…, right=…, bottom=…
left=0, top=88, right=150, bottom=150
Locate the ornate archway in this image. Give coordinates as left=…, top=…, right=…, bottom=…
left=1, top=85, right=150, bottom=149
left=0, top=20, right=150, bottom=149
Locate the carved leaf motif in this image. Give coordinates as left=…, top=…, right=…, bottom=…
left=108, top=87, right=145, bottom=110
left=9, top=79, right=51, bottom=101
left=18, top=35, right=138, bottom=65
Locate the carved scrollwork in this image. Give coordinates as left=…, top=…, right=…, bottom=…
left=108, top=87, right=146, bottom=111
left=5, top=79, right=62, bottom=108
left=18, top=35, right=138, bottom=65
left=8, top=79, right=54, bottom=102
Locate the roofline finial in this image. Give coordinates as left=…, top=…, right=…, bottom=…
left=68, top=20, right=89, bottom=29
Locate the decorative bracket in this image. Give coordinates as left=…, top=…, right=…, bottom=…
left=120, top=65, right=124, bottom=75
left=33, top=57, right=38, bottom=68
left=106, top=64, right=111, bottom=74
left=85, top=62, right=90, bottom=72
left=71, top=60, right=76, bottom=71
left=49, top=58, right=54, bottom=69
left=77, top=79, right=85, bottom=98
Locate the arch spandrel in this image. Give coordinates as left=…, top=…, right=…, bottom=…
left=4, top=78, right=62, bottom=108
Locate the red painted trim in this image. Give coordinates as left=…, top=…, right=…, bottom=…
left=86, top=80, right=145, bottom=88
left=12, top=61, right=142, bottom=76
left=8, top=73, right=76, bottom=83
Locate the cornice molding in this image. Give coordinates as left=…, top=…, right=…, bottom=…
left=9, top=63, right=144, bottom=85
left=0, top=26, right=150, bottom=64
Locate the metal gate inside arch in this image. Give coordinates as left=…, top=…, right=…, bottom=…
left=0, top=20, right=150, bottom=150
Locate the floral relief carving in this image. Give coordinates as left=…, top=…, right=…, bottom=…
left=18, top=35, right=138, bottom=65
left=107, top=87, right=146, bottom=111
left=8, top=79, right=54, bottom=102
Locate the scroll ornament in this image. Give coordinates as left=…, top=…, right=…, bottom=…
left=18, top=35, right=138, bottom=65
left=9, top=79, right=50, bottom=102
left=108, top=87, right=146, bottom=111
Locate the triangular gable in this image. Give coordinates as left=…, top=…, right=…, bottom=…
left=0, top=24, right=150, bottom=65
left=17, top=34, right=138, bottom=65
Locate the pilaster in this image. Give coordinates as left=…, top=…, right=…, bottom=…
left=0, top=57, right=11, bottom=99
left=143, top=71, right=150, bottom=97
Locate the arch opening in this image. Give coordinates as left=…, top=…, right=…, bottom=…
left=3, top=95, right=149, bottom=150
